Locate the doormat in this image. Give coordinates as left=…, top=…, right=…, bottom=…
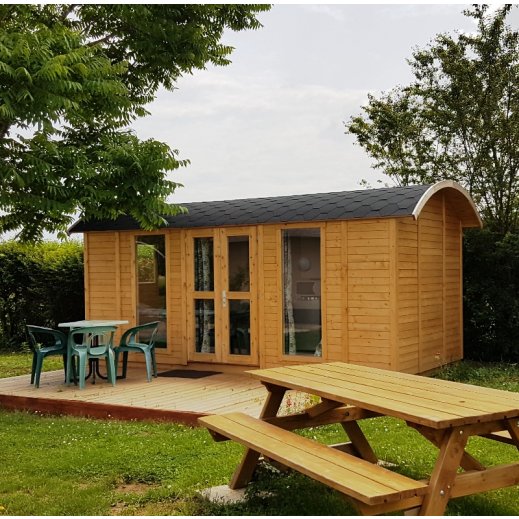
left=157, top=369, right=221, bottom=379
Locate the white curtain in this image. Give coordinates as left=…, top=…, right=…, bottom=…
left=283, top=234, right=297, bottom=355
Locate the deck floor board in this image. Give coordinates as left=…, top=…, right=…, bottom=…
left=0, top=368, right=273, bottom=424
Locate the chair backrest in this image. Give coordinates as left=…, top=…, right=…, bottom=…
left=119, top=321, right=160, bottom=348
left=26, top=325, right=67, bottom=353
left=68, top=326, right=116, bottom=355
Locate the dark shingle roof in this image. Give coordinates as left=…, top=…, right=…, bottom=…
left=68, top=184, right=431, bottom=233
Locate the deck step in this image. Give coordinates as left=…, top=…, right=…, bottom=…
left=199, top=412, right=428, bottom=506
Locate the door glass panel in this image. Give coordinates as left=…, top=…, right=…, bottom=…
left=195, top=299, right=215, bottom=353
left=194, top=238, right=214, bottom=291
left=136, top=235, right=167, bottom=348
left=228, top=236, right=249, bottom=291
left=282, top=229, right=322, bottom=356
left=229, top=300, right=250, bottom=355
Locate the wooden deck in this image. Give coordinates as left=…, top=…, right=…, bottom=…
left=0, top=368, right=279, bottom=425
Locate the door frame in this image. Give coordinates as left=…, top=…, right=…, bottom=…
left=185, top=227, right=258, bottom=365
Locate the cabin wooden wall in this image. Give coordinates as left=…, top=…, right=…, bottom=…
left=346, top=219, right=392, bottom=369
left=85, top=230, right=185, bottom=366
left=83, top=193, right=465, bottom=374
left=395, top=192, right=463, bottom=373
left=396, top=217, right=420, bottom=373
left=260, top=220, right=393, bottom=370
left=84, top=232, right=119, bottom=321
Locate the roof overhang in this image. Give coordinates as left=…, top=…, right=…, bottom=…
left=412, top=180, right=482, bottom=228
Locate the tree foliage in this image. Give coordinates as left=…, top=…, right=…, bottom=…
left=347, top=5, right=519, bottom=233
left=0, top=4, right=269, bottom=240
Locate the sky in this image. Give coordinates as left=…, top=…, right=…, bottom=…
left=5, top=3, right=515, bottom=241
left=131, top=3, right=505, bottom=205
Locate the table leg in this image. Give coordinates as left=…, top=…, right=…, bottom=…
left=94, top=359, right=108, bottom=380
left=506, top=419, right=519, bottom=449
left=410, top=424, right=485, bottom=472
left=84, top=358, right=110, bottom=383
left=85, top=358, right=93, bottom=381
left=341, top=421, right=378, bottom=464
left=229, top=385, right=286, bottom=489
left=418, top=426, right=468, bottom=516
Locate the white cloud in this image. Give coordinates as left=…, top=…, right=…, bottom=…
left=300, top=5, right=346, bottom=22
left=131, top=4, right=478, bottom=205
left=133, top=69, right=382, bottom=204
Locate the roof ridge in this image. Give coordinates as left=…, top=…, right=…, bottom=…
left=174, top=183, right=430, bottom=207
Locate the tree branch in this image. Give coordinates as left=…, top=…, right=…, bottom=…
left=60, top=4, right=78, bottom=22
left=0, top=121, right=11, bottom=141
left=86, top=35, right=113, bottom=48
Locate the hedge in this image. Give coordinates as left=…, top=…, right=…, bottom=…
left=0, top=240, right=84, bottom=350
left=463, top=229, right=519, bottom=362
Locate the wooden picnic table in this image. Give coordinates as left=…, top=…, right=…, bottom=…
left=200, top=362, right=519, bottom=515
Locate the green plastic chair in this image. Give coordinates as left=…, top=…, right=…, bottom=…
left=115, top=321, right=159, bottom=382
left=66, top=326, right=117, bottom=389
left=26, top=325, right=69, bottom=388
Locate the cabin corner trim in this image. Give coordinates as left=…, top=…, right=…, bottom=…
left=411, top=180, right=482, bottom=228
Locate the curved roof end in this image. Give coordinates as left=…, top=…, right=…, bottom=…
left=412, top=180, right=482, bottom=228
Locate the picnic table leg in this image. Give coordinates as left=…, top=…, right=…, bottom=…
left=410, top=424, right=486, bottom=472
left=506, top=419, right=519, bottom=450
left=229, top=385, right=287, bottom=489
left=418, top=426, right=468, bottom=516
left=341, top=421, right=378, bottom=464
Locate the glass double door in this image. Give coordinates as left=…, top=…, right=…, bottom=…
left=187, top=228, right=257, bottom=365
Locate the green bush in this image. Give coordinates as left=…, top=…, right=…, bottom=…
left=463, top=229, right=519, bottom=361
left=0, top=240, right=84, bottom=350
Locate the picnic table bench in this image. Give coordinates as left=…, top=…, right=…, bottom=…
left=200, top=412, right=428, bottom=509
left=200, top=362, right=519, bottom=516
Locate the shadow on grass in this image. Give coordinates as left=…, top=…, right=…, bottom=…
left=194, top=463, right=357, bottom=516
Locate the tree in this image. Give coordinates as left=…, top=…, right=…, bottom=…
left=346, top=5, right=519, bottom=233
left=0, top=4, right=269, bottom=241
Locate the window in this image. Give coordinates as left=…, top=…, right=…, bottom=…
left=194, top=237, right=214, bottom=291
left=193, top=237, right=214, bottom=353
left=282, top=228, right=322, bottom=356
left=136, top=235, right=167, bottom=348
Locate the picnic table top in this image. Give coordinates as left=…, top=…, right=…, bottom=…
left=248, top=362, right=519, bottom=429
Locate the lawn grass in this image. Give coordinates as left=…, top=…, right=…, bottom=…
left=0, top=351, right=62, bottom=379
left=434, top=359, right=519, bottom=392
left=0, top=354, right=518, bottom=515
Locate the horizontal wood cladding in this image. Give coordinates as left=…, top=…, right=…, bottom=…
left=261, top=224, right=281, bottom=368
left=324, top=222, right=343, bottom=363
left=85, top=232, right=118, bottom=321
left=346, top=219, right=391, bottom=370
left=396, top=217, right=419, bottom=373
left=414, top=192, right=463, bottom=373
left=84, top=196, right=467, bottom=375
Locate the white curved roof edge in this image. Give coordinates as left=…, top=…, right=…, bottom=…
left=412, top=180, right=483, bottom=227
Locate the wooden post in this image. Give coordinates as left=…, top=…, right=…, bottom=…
left=419, top=426, right=468, bottom=515
left=229, top=385, right=286, bottom=489
left=341, top=421, right=378, bottom=464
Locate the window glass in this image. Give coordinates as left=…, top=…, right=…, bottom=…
left=195, top=299, right=215, bottom=353
left=194, top=237, right=214, bottom=291
left=229, top=300, right=250, bottom=355
left=282, top=229, right=322, bottom=356
left=228, top=236, right=250, bottom=291
left=136, top=235, right=167, bottom=348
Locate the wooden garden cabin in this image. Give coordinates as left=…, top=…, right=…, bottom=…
left=69, top=180, right=481, bottom=375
